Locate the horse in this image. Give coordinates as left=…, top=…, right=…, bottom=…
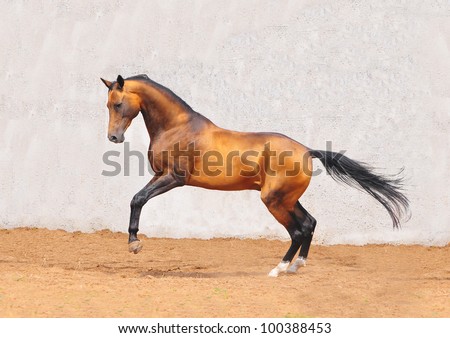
left=100, top=74, right=410, bottom=277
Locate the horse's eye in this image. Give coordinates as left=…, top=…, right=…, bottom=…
left=114, top=103, right=122, bottom=109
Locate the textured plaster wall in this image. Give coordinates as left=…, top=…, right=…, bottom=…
left=0, top=0, right=449, bottom=245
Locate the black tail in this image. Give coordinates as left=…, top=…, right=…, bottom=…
left=309, top=150, right=410, bottom=228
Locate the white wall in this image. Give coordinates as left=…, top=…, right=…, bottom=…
left=1, top=0, right=449, bottom=245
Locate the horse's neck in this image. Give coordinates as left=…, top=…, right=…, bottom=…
left=137, top=83, right=194, bottom=140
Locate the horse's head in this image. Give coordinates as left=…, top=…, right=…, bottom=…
left=101, top=75, right=141, bottom=143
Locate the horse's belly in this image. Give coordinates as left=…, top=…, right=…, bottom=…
left=185, top=172, right=261, bottom=191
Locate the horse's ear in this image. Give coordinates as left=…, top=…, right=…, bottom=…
left=100, top=78, right=112, bottom=89
left=117, top=75, right=125, bottom=89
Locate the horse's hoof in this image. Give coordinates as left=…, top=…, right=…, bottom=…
left=268, top=269, right=280, bottom=277
left=287, top=257, right=306, bottom=273
left=287, top=263, right=301, bottom=274
left=128, top=241, right=143, bottom=254
left=268, top=261, right=289, bottom=277
left=286, top=266, right=298, bottom=274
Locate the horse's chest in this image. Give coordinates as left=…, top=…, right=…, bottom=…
left=148, top=141, right=186, bottom=173
left=147, top=145, right=166, bottom=173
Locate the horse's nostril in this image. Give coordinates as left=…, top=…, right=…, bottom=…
left=109, top=135, right=118, bottom=142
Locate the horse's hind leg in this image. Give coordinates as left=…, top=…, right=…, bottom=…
left=261, top=193, right=303, bottom=277
left=287, top=202, right=317, bottom=274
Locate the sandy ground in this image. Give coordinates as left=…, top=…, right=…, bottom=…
left=0, top=228, right=448, bottom=318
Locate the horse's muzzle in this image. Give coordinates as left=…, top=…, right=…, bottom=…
left=108, top=134, right=124, bottom=143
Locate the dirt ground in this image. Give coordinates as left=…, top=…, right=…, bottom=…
left=0, top=228, right=448, bottom=318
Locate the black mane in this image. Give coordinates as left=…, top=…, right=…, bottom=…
left=125, top=74, right=193, bottom=111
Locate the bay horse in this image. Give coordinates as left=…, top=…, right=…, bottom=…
left=100, top=74, right=409, bottom=277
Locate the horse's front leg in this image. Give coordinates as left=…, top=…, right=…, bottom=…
left=128, top=173, right=183, bottom=254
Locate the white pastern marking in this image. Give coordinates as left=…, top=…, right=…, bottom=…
left=268, top=261, right=290, bottom=277
left=287, top=257, right=307, bottom=274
